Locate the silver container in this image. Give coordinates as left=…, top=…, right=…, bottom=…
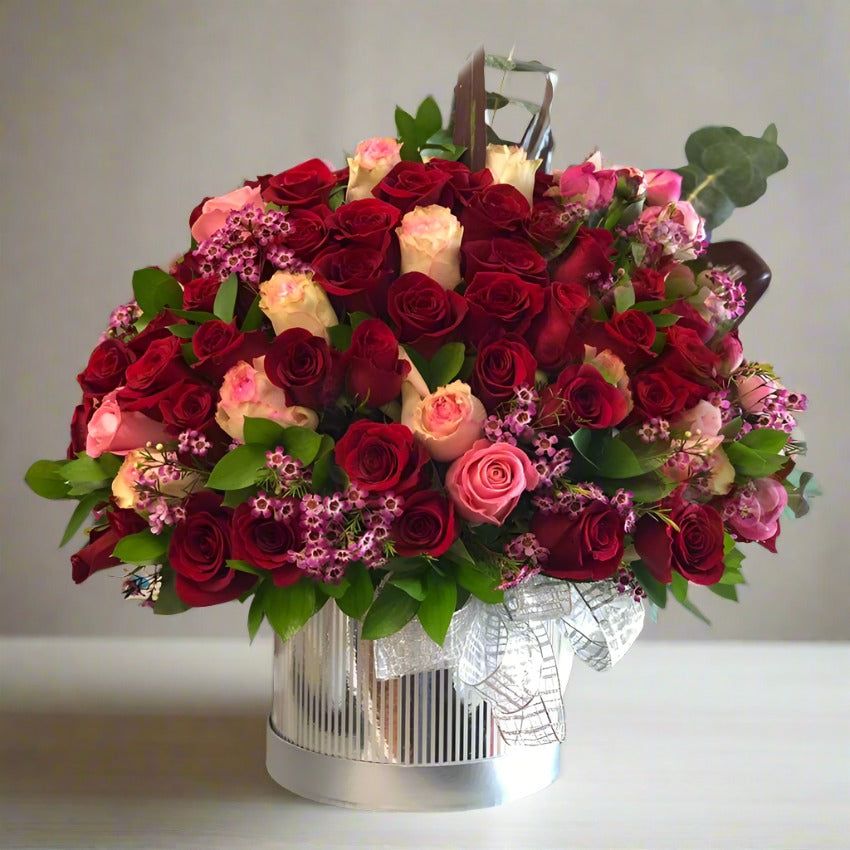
left=266, top=601, right=561, bottom=810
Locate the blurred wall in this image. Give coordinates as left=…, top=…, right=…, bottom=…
left=1, top=0, right=848, bottom=638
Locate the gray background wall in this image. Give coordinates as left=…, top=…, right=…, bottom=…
left=1, top=0, right=847, bottom=639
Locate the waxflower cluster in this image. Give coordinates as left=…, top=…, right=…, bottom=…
left=27, top=95, right=813, bottom=642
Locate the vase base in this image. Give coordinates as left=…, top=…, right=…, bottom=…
left=265, top=720, right=561, bottom=811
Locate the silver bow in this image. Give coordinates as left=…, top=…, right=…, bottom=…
left=374, top=577, right=644, bottom=746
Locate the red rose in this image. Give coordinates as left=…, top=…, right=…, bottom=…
left=462, top=183, right=530, bottom=242
left=392, top=491, right=457, bottom=557
left=371, top=161, right=452, bottom=214
left=527, top=281, right=589, bottom=372
left=632, top=367, right=708, bottom=420
left=170, top=251, right=204, bottom=286
left=230, top=502, right=302, bottom=587
left=591, top=309, right=657, bottom=370
left=662, top=325, right=720, bottom=378
left=471, top=333, right=538, bottom=411
left=634, top=498, right=725, bottom=585
left=126, top=310, right=179, bottom=355
left=262, top=158, right=336, bottom=209
left=159, top=381, right=217, bottom=433
left=554, top=227, right=614, bottom=285
left=77, top=339, right=135, bottom=396
left=533, top=502, right=625, bottom=581
left=312, top=244, right=392, bottom=314
left=169, top=492, right=256, bottom=607
left=264, top=327, right=341, bottom=409
left=68, top=395, right=95, bottom=458
left=123, top=335, right=191, bottom=397
left=387, top=272, right=468, bottom=358
left=631, top=268, right=666, bottom=301
left=280, top=206, right=331, bottom=260
left=191, top=321, right=270, bottom=382
left=463, top=272, right=545, bottom=343
left=462, top=237, right=549, bottom=286
left=182, top=276, right=222, bottom=312
left=533, top=171, right=555, bottom=202
left=538, top=363, right=630, bottom=431
left=71, top=508, right=147, bottom=584
left=666, top=301, right=713, bottom=341
left=328, top=198, right=400, bottom=249
left=343, top=318, right=411, bottom=407
left=429, top=160, right=494, bottom=208
left=525, top=201, right=573, bottom=253
left=334, top=420, right=428, bottom=495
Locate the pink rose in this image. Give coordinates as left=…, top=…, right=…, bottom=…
left=215, top=357, right=318, bottom=443
left=735, top=372, right=777, bottom=414
left=558, top=160, right=616, bottom=209
left=446, top=439, right=540, bottom=526
left=716, top=333, right=744, bottom=377
left=190, top=185, right=263, bottom=243
left=401, top=381, right=486, bottom=462
left=85, top=390, right=170, bottom=458
left=664, top=400, right=724, bottom=483
left=638, top=200, right=706, bottom=261
left=644, top=169, right=683, bottom=206
left=726, top=478, right=788, bottom=542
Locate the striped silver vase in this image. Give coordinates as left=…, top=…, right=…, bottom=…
left=266, top=601, right=562, bottom=810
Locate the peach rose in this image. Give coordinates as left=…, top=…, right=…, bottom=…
left=446, top=439, right=540, bottom=526
left=665, top=401, right=725, bottom=484
left=401, top=381, right=486, bottom=462
left=112, top=449, right=200, bottom=509
left=259, top=270, right=338, bottom=339
left=485, top=144, right=541, bottom=205
left=190, top=185, right=263, bottom=243
left=85, top=390, right=170, bottom=458
left=735, top=372, right=778, bottom=414
left=704, top=447, right=735, bottom=496
left=396, top=204, right=463, bottom=290
left=215, top=357, right=318, bottom=443
left=346, top=137, right=403, bottom=202
left=644, top=169, right=683, bottom=206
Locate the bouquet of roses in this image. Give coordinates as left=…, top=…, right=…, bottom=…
left=26, top=55, right=815, bottom=647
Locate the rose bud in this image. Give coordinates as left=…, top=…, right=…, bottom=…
left=485, top=144, right=542, bottom=205
left=401, top=380, right=486, bottom=462
left=71, top=508, right=147, bottom=584
left=446, top=439, right=540, bottom=526
left=68, top=396, right=95, bottom=458
left=724, top=478, right=788, bottom=545
left=85, top=389, right=170, bottom=458
left=533, top=501, right=625, bottom=581
left=392, top=490, right=457, bottom=558
left=334, top=420, right=428, bottom=495
left=77, top=339, right=135, bottom=397
left=230, top=502, right=303, bottom=587
left=396, top=204, right=463, bottom=291
left=169, top=492, right=256, bottom=607
left=190, top=184, right=263, bottom=243
left=215, top=357, right=318, bottom=444
left=264, top=327, right=341, bottom=410
left=262, top=158, right=337, bottom=209
left=346, top=137, right=403, bottom=202
left=259, top=270, right=338, bottom=339
left=343, top=318, right=411, bottom=407
left=714, top=331, right=744, bottom=377
left=471, top=334, right=538, bottom=411
left=644, top=169, right=683, bottom=206
left=112, top=448, right=200, bottom=509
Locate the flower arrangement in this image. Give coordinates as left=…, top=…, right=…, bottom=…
left=26, top=52, right=816, bottom=652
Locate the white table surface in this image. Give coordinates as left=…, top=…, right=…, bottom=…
left=1, top=637, right=847, bottom=850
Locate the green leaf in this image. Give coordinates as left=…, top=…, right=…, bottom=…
left=328, top=323, right=353, bottom=351
left=429, top=342, right=466, bottom=388
left=719, top=416, right=744, bottom=440
left=247, top=582, right=268, bottom=641
left=709, top=583, right=739, bottom=602
left=241, top=294, right=264, bottom=331
left=724, top=544, right=745, bottom=573
left=484, top=54, right=555, bottom=74
left=328, top=185, right=346, bottom=212
left=265, top=580, right=317, bottom=641
left=631, top=561, right=668, bottom=609
left=719, top=570, right=745, bottom=586
left=213, top=274, right=238, bottom=322
left=384, top=555, right=431, bottom=574
left=221, top=486, right=256, bottom=507
left=455, top=561, right=504, bottom=604
left=389, top=574, right=428, bottom=601
left=348, top=311, right=371, bottom=329
left=335, top=561, right=374, bottom=619
left=676, top=594, right=712, bottom=625
left=59, top=490, right=106, bottom=547
left=311, top=435, right=338, bottom=493
left=132, top=267, right=183, bottom=316
left=318, top=578, right=350, bottom=599
left=402, top=345, right=431, bottom=388
left=280, top=426, right=322, bottom=465
left=650, top=313, right=680, bottom=328
left=418, top=571, right=457, bottom=646
left=242, top=417, right=286, bottom=448
left=226, top=559, right=266, bottom=577
left=170, top=308, right=216, bottom=322
left=415, top=96, right=443, bottom=140
left=181, top=342, right=199, bottom=365
left=725, top=441, right=787, bottom=478
left=62, top=454, right=109, bottom=486
left=168, top=323, right=197, bottom=339
left=614, top=283, right=635, bottom=313
left=361, top=584, right=420, bottom=640
left=570, top=430, right=669, bottom=479
left=25, top=459, right=71, bottom=500
left=153, top=566, right=190, bottom=615
left=596, top=472, right=677, bottom=504
left=113, top=530, right=168, bottom=565
left=738, top=428, right=788, bottom=454
left=443, top=538, right=476, bottom=568
left=670, top=572, right=689, bottom=604
left=395, top=106, right=420, bottom=161
left=206, top=444, right=268, bottom=490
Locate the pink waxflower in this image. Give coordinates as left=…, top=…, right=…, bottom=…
left=85, top=390, right=170, bottom=458
left=446, top=439, right=540, bottom=526
left=644, top=169, right=683, bottom=206
left=726, top=478, right=788, bottom=543
left=190, top=184, right=263, bottom=243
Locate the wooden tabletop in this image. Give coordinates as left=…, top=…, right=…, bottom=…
left=1, top=637, right=847, bottom=849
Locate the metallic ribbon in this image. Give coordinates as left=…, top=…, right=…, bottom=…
left=374, top=577, right=645, bottom=746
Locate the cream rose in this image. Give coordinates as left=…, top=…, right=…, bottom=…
left=112, top=449, right=200, bottom=509
left=485, top=144, right=541, bottom=205
left=215, top=357, right=318, bottom=444
left=402, top=381, right=486, bottom=462
left=346, top=137, right=402, bottom=202
left=396, top=204, right=463, bottom=290
left=259, top=270, right=338, bottom=339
